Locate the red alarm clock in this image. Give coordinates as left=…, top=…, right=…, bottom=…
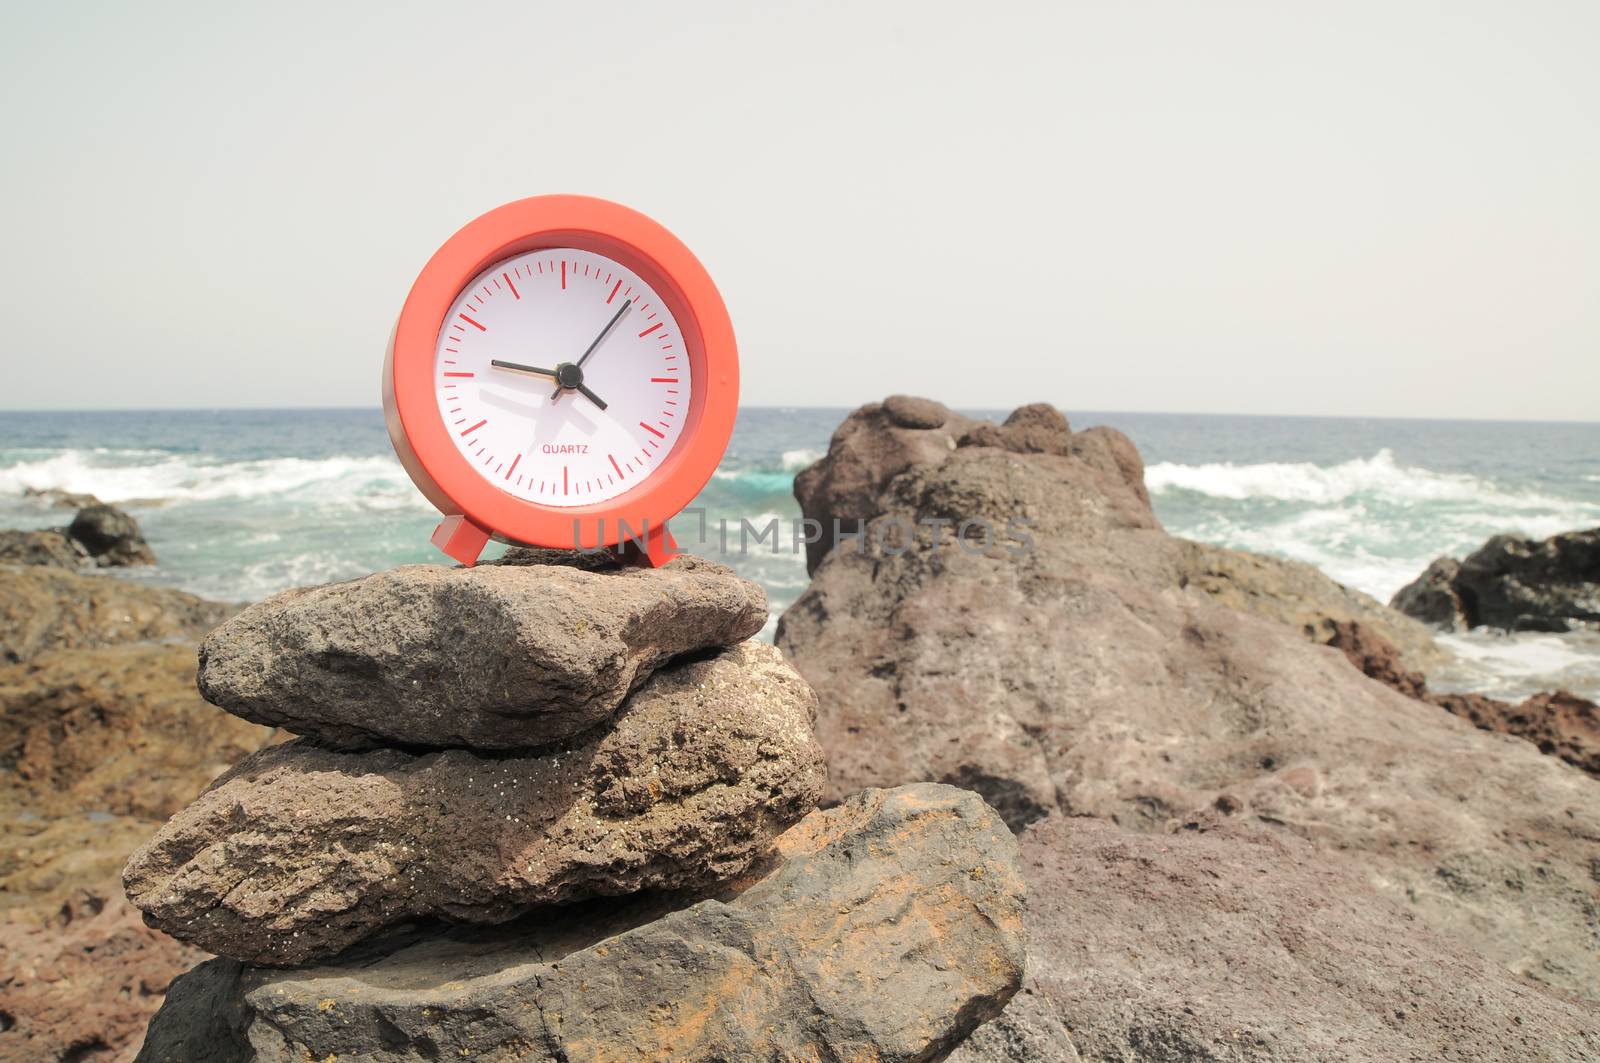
left=383, top=196, right=738, bottom=567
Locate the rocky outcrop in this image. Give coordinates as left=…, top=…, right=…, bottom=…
left=779, top=399, right=1600, bottom=1000
left=1392, top=527, right=1600, bottom=632
left=0, top=566, right=232, bottom=664
left=1326, top=620, right=1600, bottom=777
left=137, top=785, right=1025, bottom=1063
left=195, top=557, right=768, bottom=749
left=948, top=816, right=1600, bottom=1063
left=1, top=496, right=157, bottom=570
left=1180, top=540, right=1443, bottom=669
left=126, top=642, right=824, bottom=966
left=68, top=503, right=158, bottom=567
left=0, top=886, right=204, bottom=1063
left=0, top=530, right=87, bottom=569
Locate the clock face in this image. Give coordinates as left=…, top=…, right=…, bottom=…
left=432, top=247, right=691, bottom=508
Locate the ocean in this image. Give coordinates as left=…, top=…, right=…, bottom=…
left=2, top=407, right=1597, bottom=700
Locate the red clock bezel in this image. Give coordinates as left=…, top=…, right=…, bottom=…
left=382, top=195, right=738, bottom=559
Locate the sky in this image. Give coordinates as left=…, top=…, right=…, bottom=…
left=1, top=1, right=1596, bottom=420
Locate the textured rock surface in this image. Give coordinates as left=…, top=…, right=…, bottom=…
left=195, top=556, right=768, bottom=750
left=1326, top=620, right=1600, bottom=777
left=137, top=784, right=1025, bottom=1063
left=792, top=396, right=980, bottom=572
left=1392, top=527, right=1600, bottom=632
left=1181, top=540, right=1444, bottom=670
left=0, top=644, right=274, bottom=826
left=0, top=566, right=232, bottom=665
left=127, top=642, right=824, bottom=966
left=0, top=885, right=203, bottom=1063
left=68, top=503, right=158, bottom=567
left=779, top=398, right=1600, bottom=999
left=948, top=816, right=1600, bottom=1063
left=0, top=529, right=87, bottom=569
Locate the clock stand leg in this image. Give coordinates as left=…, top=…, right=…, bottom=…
left=618, top=524, right=680, bottom=568
left=431, top=515, right=491, bottom=567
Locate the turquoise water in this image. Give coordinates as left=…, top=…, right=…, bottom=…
left=2, top=407, right=1597, bottom=696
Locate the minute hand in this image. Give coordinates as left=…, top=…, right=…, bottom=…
left=552, top=299, right=632, bottom=402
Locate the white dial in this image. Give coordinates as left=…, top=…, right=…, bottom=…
left=433, top=247, right=690, bottom=507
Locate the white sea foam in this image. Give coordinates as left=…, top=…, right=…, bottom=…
left=1431, top=629, right=1600, bottom=702
left=1145, top=448, right=1558, bottom=507
left=781, top=448, right=822, bottom=470
left=0, top=449, right=425, bottom=509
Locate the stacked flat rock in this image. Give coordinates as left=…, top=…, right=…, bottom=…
left=126, top=555, right=1025, bottom=1060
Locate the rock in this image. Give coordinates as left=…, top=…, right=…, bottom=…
left=126, top=642, right=825, bottom=966
left=0, top=885, right=203, bottom=1063
left=958, top=403, right=1072, bottom=456
left=1181, top=540, right=1444, bottom=670
left=1392, top=527, right=1600, bottom=632
left=947, top=816, right=1600, bottom=1063
left=1430, top=689, right=1600, bottom=777
left=24, top=487, right=102, bottom=510
left=1323, top=621, right=1600, bottom=778
left=792, top=399, right=981, bottom=573
left=0, top=566, right=233, bottom=665
left=1324, top=618, right=1429, bottom=698
left=1391, top=556, right=1466, bottom=629
left=0, top=644, right=274, bottom=823
left=0, top=529, right=87, bottom=570
left=137, top=784, right=1025, bottom=1063
left=779, top=399, right=1600, bottom=999
left=194, top=556, right=768, bottom=750
left=67, top=502, right=157, bottom=567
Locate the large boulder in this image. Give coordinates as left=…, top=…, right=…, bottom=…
left=949, top=816, right=1600, bottom=1063
left=779, top=400, right=1600, bottom=999
left=1391, top=527, right=1600, bottom=632
left=67, top=502, right=158, bottom=567
left=0, top=566, right=232, bottom=664
left=125, top=642, right=825, bottom=966
left=195, top=556, right=768, bottom=750
left=136, top=784, right=1025, bottom=1063
left=793, top=396, right=981, bottom=572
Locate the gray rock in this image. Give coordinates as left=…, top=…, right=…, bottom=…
left=779, top=398, right=1600, bottom=1000
left=125, top=642, right=824, bottom=966
left=67, top=501, right=157, bottom=566
left=1391, top=556, right=1467, bottom=629
left=136, top=784, right=1025, bottom=1063
left=195, top=555, right=768, bottom=750
left=1393, top=528, right=1600, bottom=632
left=949, top=815, right=1600, bottom=1063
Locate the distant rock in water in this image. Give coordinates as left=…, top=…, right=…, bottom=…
left=948, top=816, right=1600, bottom=1063
left=778, top=396, right=1600, bottom=1002
left=138, top=785, right=1025, bottom=1063
left=0, top=494, right=157, bottom=569
left=1391, top=527, right=1600, bottom=632
left=195, top=555, right=769, bottom=749
left=24, top=486, right=102, bottom=510
left=68, top=501, right=158, bottom=567
left=127, top=642, right=824, bottom=966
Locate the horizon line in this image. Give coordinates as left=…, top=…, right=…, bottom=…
left=0, top=404, right=1598, bottom=428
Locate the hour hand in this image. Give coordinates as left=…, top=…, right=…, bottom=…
left=576, top=382, right=608, bottom=411
left=491, top=359, right=559, bottom=378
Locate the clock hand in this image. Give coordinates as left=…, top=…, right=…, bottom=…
left=553, top=299, right=632, bottom=402
left=490, top=359, right=559, bottom=378
left=575, top=382, right=608, bottom=411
